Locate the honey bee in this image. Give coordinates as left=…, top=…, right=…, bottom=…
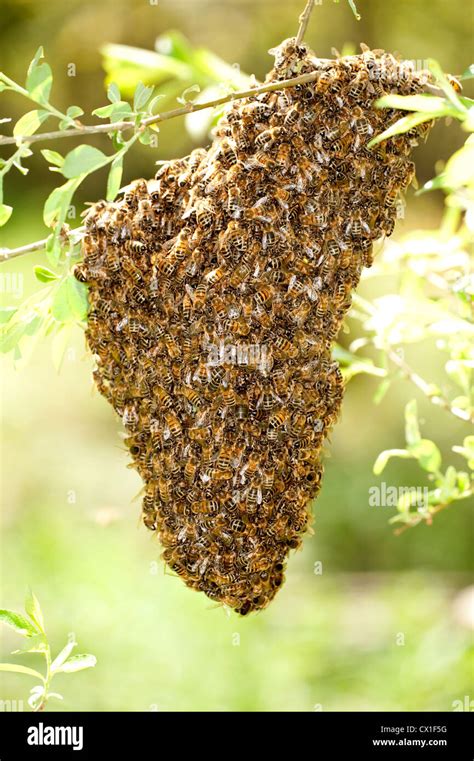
left=164, top=412, right=182, bottom=438
left=222, top=387, right=238, bottom=408
left=192, top=284, right=208, bottom=310
left=348, top=72, right=368, bottom=99
left=122, top=404, right=139, bottom=431
left=205, top=265, right=227, bottom=286
left=274, top=144, right=292, bottom=173
left=269, top=408, right=288, bottom=429
left=229, top=262, right=251, bottom=288
left=274, top=335, right=298, bottom=358
left=154, top=386, right=173, bottom=411
left=73, top=263, right=89, bottom=283
left=283, top=104, right=301, bottom=127
left=255, top=126, right=283, bottom=149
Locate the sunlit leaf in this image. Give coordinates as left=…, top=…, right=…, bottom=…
left=368, top=112, right=438, bottom=148
left=54, top=653, right=97, bottom=673
left=51, top=276, right=89, bottom=323
left=43, top=177, right=82, bottom=227
left=41, top=149, right=64, bottom=168
left=0, top=663, right=44, bottom=680
left=133, top=81, right=154, bottom=111
left=373, top=448, right=411, bottom=475
left=25, top=589, right=45, bottom=634
left=177, top=83, right=201, bottom=105
left=34, top=265, right=59, bottom=283
left=13, top=109, right=50, bottom=137
left=0, top=610, right=39, bottom=637
left=107, top=82, right=121, bottom=103
left=62, top=145, right=108, bottom=179
left=106, top=155, right=123, bottom=201
left=51, top=639, right=77, bottom=673
left=0, top=307, right=17, bottom=324
left=0, top=203, right=13, bottom=226
left=410, top=439, right=442, bottom=473
left=26, top=50, right=53, bottom=105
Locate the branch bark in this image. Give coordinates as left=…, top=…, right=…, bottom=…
left=0, top=71, right=325, bottom=148
left=296, top=1, right=316, bottom=46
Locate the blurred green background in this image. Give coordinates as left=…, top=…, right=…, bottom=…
left=0, top=0, right=472, bottom=711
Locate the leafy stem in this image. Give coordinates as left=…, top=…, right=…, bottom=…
left=0, top=590, right=96, bottom=711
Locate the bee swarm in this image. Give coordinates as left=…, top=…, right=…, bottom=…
left=76, top=40, right=432, bottom=614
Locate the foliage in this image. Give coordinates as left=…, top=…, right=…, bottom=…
left=374, top=401, right=473, bottom=529
left=341, top=62, right=474, bottom=527
left=0, top=590, right=96, bottom=711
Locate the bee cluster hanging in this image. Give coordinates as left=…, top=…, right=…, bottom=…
left=75, top=39, right=432, bottom=614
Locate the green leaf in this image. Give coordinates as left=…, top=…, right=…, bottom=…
left=410, top=439, right=442, bottom=473
left=101, top=43, right=192, bottom=95
left=0, top=307, right=17, bottom=324
left=51, top=639, right=77, bottom=673
left=41, top=149, right=64, bottom=168
left=375, top=94, right=451, bottom=114
left=145, top=95, right=163, bottom=117
left=0, top=322, right=27, bottom=354
left=373, top=448, right=411, bottom=475
left=0, top=203, right=13, bottom=227
left=443, top=141, right=474, bottom=188
left=13, top=109, right=50, bottom=137
left=106, top=155, right=123, bottom=201
left=368, top=112, right=438, bottom=148
left=25, top=589, right=45, bottom=634
left=55, top=653, right=97, bottom=673
left=373, top=378, right=391, bottom=405
left=461, top=64, right=474, bottom=81
left=43, top=178, right=81, bottom=227
left=92, top=103, right=118, bottom=119
left=51, top=276, right=88, bottom=322
left=133, top=81, right=154, bottom=111
left=155, top=30, right=196, bottom=62
left=177, top=83, right=200, bottom=105
left=107, top=82, right=121, bottom=103
left=34, top=265, right=59, bottom=283
left=404, top=400, right=421, bottom=447
left=62, top=145, right=108, bottom=179
left=26, top=54, right=53, bottom=105
left=109, top=101, right=133, bottom=122
left=26, top=47, right=44, bottom=79
left=0, top=663, right=45, bottom=681
left=12, top=634, right=48, bottom=655
left=93, top=101, right=133, bottom=122
left=65, top=105, right=84, bottom=120
left=452, top=435, right=474, bottom=469
left=0, top=609, right=39, bottom=637
left=427, top=59, right=466, bottom=112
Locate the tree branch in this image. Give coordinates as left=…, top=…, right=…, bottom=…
left=0, top=71, right=325, bottom=148
left=387, top=347, right=474, bottom=424
left=296, top=0, right=316, bottom=46
left=0, top=236, right=52, bottom=261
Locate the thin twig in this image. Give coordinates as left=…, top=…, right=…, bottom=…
left=0, top=70, right=324, bottom=148
left=0, top=236, right=53, bottom=261
left=296, top=0, right=316, bottom=46
left=387, top=347, right=474, bottom=424
left=393, top=489, right=473, bottom=535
